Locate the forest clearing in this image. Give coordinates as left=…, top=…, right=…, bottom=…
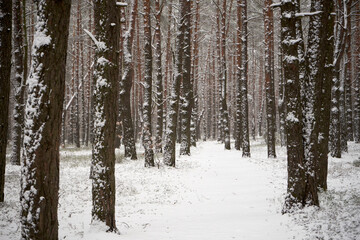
left=1, top=0, right=360, bottom=239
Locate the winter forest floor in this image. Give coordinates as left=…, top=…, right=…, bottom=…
left=1, top=140, right=360, bottom=240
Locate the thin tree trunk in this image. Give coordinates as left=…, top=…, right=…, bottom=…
left=120, top=0, right=138, bottom=160
left=142, top=0, right=155, bottom=167
left=155, top=0, right=164, bottom=153
left=240, top=0, right=250, bottom=157
left=11, top=0, right=27, bottom=166
left=0, top=0, right=12, bottom=203
left=164, top=0, right=185, bottom=167
left=180, top=0, right=193, bottom=155
left=264, top=0, right=276, bottom=158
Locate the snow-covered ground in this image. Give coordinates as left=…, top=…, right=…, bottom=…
left=1, top=140, right=359, bottom=239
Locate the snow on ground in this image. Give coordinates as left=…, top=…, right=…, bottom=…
left=1, top=140, right=359, bottom=240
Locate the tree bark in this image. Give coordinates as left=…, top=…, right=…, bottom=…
left=20, top=0, right=71, bottom=238
left=120, top=0, right=137, bottom=160
left=90, top=0, right=120, bottom=231
left=180, top=0, right=193, bottom=155
left=142, top=0, right=155, bottom=167
left=11, top=0, right=27, bottom=166
left=240, top=0, right=250, bottom=157
left=264, top=0, right=276, bottom=158
left=164, top=0, right=185, bottom=167
left=281, top=0, right=306, bottom=212
left=0, top=0, right=12, bottom=203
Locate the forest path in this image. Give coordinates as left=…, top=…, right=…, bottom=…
left=118, top=141, right=305, bottom=240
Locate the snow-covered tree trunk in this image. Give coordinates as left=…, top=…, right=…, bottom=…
left=74, top=6, right=81, bottom=148
left=278, top=37, right=287, bottom=147
left=356, top=1, right=360, bottom=143
left=154, top=0, right=164, bottom=153
left=235, top=0, right=242, bottom=151
left=180, top=0, right=193, bottom=155
left=20, top=0, right=71, bottom=237
left=120, top=0, right=137, bottom=160
left=142, top=0, right=155, bottom=167
left=90, top=0, right=120, bottom=231
left=164, top=0, right=185, bottom=167
left=11, top=0, right=27, bottom=166
left=314, top=0, right=335, bottom=191
left=344, top=7, right=354, bottom=142
left=281, top=0, right=306, bottom=212
left=264, top=0, right=276, bottom=158
left=191, top=0, right=200, bottom=147
left=219, top=0, right=231, bottom=150
left=240, top=0, right=250, bottom=157
left=330, top=0, right=346, bottom=158
left=0, top=0, right=12, bottom=203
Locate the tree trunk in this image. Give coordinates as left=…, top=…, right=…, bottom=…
left=142, top=0, right=155, bottom=167
left=0, top=0, right=12, bottom=203
left=240, top=0, right=250, bottom=157
left=164, top=0, right=185, bottom=167
left=20, top=0, right=71, bottom=238
left=11, top=0, right=27, bottom=166
left=154, top=0, right=164, bottom=153
left=120, top=0, right=138, bottom=160
left=281, top=0, right=306, bottom=212
left=264, top=0, right=276, bottom=158
left=90, top=0, right=120, bottom=231
left=180, top=0, right=193, bottom=155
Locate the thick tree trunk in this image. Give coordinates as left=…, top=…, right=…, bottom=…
left=20, top=0, right=71, bottom=238
left=281, top=0, right=306, bottom=212
left=0, top=0, right=12, bottom=203
left=142, top=0, right=154, bottom=167
left=90, top=0, right=120, bottom=231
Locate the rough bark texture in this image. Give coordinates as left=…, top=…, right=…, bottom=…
left=91, top=0, right=120, bottom=231
left=11, top=0, right=27, bottom=166
left=120, top=0, right=137, bottom=160
left=264, top=0, right=276, bottom=158
left=235, top=0, right=242, bottom=151
left=330, top=0, right=346, bottom=158
left=180, top=0, right=193, bottom=155
left=240, top=0, right=250, bottom=157
left=281, top=0, right=306, bottom=212
left=164, top=0, right=185, bottom=167
left=154, top=0, right=164, bottom=153
left=219, top=0, right=231, bottom=150
left=142, top=0, right=154, bottom=167
left=20, top=0, right=71, bottom=238
left=0, top=0, right=12, bottom=203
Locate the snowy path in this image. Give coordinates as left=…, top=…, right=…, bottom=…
left=113, top=142, right=304, bottom=240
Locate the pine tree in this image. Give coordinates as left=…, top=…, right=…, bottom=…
left=20, top=0, right=71, bottom=238
left=11, top=0, right=27, bottom=166
left=155, top=0, right=164, bottom=153
left=240, top=0, right=250, bottom=157
left=164, top=0, right=185, bottom=167
left=143, top=0, right=155, bottom=167
left=90, top=0, right=120, bottom=231
left=264, top=0, right=276, bottom=158
left=281, top=0, right=305, bottom=211
left=0, top=0, right=12, bottom=203
left=120, top=0, right=138, bottom=160
left=180, top=0, right=193, bottom=155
